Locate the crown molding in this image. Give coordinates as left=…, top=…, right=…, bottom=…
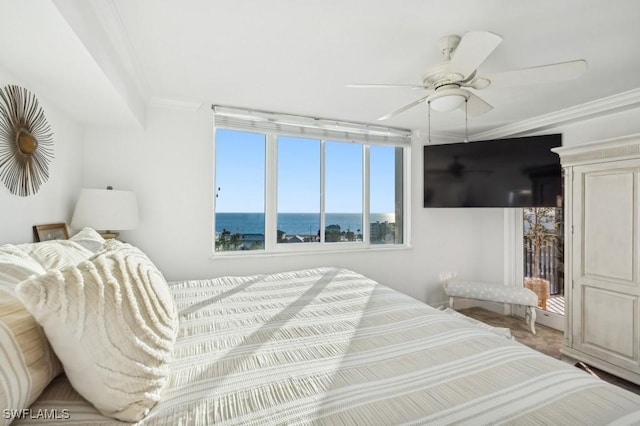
left=88, top=0, right=150, bottom=100
left=472, top=88, right=640, bottom=141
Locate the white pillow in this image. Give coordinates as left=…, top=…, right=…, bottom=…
left=17, top=239, right=93, bottom=270
left=0, top=245, right=62, bottom=424
left=16, top=242, right=178, bottom=422
left=69, top=227, right=106, bottom=253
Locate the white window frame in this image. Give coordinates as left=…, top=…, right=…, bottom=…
left=212, top=105, right=412, bottom=256
left=504, top=209, right=525, bottom=290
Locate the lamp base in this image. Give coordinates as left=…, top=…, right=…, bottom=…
left=99, top=231, right=120, bottom=239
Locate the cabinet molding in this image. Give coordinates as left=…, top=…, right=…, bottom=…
left=552, top=133, right=640, bottom=166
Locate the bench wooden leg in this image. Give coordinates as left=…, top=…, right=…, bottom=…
left=525, top=306, right=536, bottom=334
left=449, top=296, right=454, bottom=309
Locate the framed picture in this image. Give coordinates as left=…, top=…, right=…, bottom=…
left=33, top=223, right=69, bottom=242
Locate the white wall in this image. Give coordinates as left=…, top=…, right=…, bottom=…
left=0, top=66, right=84, bottom=244
left=82, top=104, right=640, bottom=306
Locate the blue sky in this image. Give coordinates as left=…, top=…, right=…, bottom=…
left=215, top=129, right=397, bottom=213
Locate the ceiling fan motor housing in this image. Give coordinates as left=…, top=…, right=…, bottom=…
left=422, top=64, right=464, bottom=89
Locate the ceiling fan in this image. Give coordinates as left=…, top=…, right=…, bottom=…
left=348, top=31, right=587, bottom=121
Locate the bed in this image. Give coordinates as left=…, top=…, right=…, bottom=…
left=2, top=229, right=640, bottom=425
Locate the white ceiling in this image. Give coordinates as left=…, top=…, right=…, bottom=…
left=1, top=0, right=640, bottom=139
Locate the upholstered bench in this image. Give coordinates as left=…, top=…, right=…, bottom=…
left=443, top=280, right=539, bottom=334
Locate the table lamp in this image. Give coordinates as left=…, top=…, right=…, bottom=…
left=71, top=186, right=139, bottom=239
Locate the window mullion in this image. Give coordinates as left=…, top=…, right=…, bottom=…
left=320, top=140, right=326, bottom=243
left=264, top=133, right=278, bottom=251
left=396, top=146, right=405, bottom=244
left=363, top=144, right=370, bottom=244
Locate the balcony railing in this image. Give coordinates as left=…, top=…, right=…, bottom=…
left=524, top=237, right=564, bottom=295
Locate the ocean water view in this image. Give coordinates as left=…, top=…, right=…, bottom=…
left=216, top=212, right=395, bottom=235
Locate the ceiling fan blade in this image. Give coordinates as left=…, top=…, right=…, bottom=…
left=377, top=95, right=429, bottom=120
left=346, top=83, right=427, bottom=90
left=486, top=60, right=587, bottom=88
left=462, top=92, right=493, bottom=116
left=449, top=31, right=503, bottom=79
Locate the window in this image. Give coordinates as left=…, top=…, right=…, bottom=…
left=523, top=207, right=564, bottom=314
left=277, top=136, right=320, bottom=244
left=214, top=129, right=265, bottom=251
left=324, top=141, right=363, bottom=243
left=213, top=106, right=410, bottom=253
left=370, top=145, right=403, bottom=244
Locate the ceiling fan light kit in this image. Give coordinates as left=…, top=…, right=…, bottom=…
left=428, top=85, right=468, bottom=112
left=429, top=95, right=465, bottom=112
left=427, top=96, right=469, bottom=144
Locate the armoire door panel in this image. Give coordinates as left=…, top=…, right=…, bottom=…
left=582, top=171, right=636, bottom=283
left=580, top=286, right=637, bottom=361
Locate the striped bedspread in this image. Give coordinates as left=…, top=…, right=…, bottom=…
left=16, top=267, right=640, bottom=425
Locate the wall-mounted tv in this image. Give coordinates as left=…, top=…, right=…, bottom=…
left=423, top=134, right=562, bottom=208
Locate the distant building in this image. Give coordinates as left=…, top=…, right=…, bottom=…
left=370, top=221, right=395, bottom=244
left=280, top=234, right=318, bottom=243
left=239, top=233, right=264, bottom=250
left=286, top=235, right=305, bottom=243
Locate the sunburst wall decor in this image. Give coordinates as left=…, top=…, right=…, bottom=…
left=0, top=85, right=54, bottom=197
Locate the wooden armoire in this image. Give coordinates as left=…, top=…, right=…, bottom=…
left=553, top=134, right=640, bottom=384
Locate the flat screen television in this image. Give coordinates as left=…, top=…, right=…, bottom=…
left=423, top=134, right=562, bottom=208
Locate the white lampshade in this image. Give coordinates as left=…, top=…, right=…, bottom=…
left=429, top=94, right=466, bottom=112
left=71, top=188, right=139, bottom=233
